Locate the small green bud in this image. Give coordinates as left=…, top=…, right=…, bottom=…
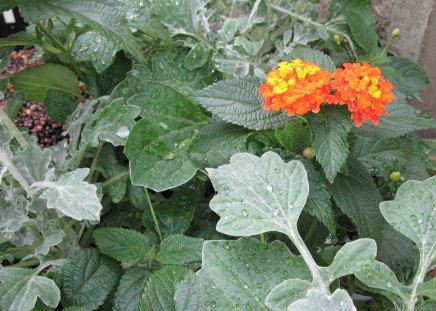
left=303, top=147, right=315, bottom=159
left=389, top=171, right=401, bottom=182
left=333, top=34, right=342, bottom=45
left=391, top=28, right=400, bottom=38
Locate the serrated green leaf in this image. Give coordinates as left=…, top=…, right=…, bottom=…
left=139, top=266, right=199, bottom=311
left=156, top=234, right=203, bottom=265
left=113, top=266, right=149, bottom=311
left=82, top=98, right=140, bottom=147
left=310, top=105, right=352, bottom=183
left=0, top=47, right=13, bottom=72
left=19, top=0, right=144, bottom=63
left=189, top=118, right=252, bottom=170
left=44, top=89, right=77, bottom=123
left=353, top=99, right=436, bottom=138
left=345, top=11, right=378, bottom=53
left=207, top=152, right=309, bottom=236
left=142, top=185, right=196, bottom=237
left=72, top=30, right=118, bottom=73
left=329, top=0, right=374, bottom=24
left=93, top=227, right=148, bottom=264
left=287, top=288, right=356, bottom=311
left=0, top=267, right=60, bottom=311
left=5, top=91, right=25, bottom=119
left=99, top=144, right=128, bottom=204
left=34, top=168, right=102, bottom=221
left=329, top=158, right=384, bottom=243
left=61, top=249, right=121, bottom=310
left=288, top=47, right=336, bottom=73
left=198, top=238, right=310, bottom=311
left=381, top=57, right=429, bottom=99
left=195, top=76, right=291, bottom=130
left=275, top=120, right=310, bottom=154
left=125, top=88, right=207, bottom=192
left=417, top=278, right=436, bottom=300
left=10, top=64, right=80, bottom=102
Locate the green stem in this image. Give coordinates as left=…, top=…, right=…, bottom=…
left=79, top=225, right=95, bottom=248
left=0, top=148, right=32, bottom=196
left=102, top=171, right=129, bottom=189
left=9, top=258, right=40, bottom=268
left=0, top=108, right=27, bottom=148
left=268, top=3, right=358, bottom=60
left=260, top=233, right=266, bottom=243
left=379, top=34, right=395, bottom=57
left=144, top=188, right=163, bottom=242
left=72, top=143, right=89, bottom=169
left=296, top=115, right=313, bottom=144
left=86, top=142, right=104, bottom=183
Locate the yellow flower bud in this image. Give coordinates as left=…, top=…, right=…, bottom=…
left=303, top=147, right=315, bottom=159
left=391, top=28, right=400, bottom=38
left=389, top=171, right=401, bottom=182
left=333, top=34, right=342, bottom=45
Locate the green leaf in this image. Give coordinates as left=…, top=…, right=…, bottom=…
left=381, top=57, right=429, bottom=99
left=72, top=30, right=118, bottom=73
left=319, top=239, right=377, bottom=282
left=140, top=266, right=200, bottom=311
left=0, top=32, right=36, bottom=48
left=5, top=91, right=25, bottom=119
left=207, top=152, right=309, bottom=236
left=44, top=89, right=77, bottom=123
left=19, top=0, right=144, bottom=63
left=310, top=105, right=352, bottom=183
left=287, top=288, right=356, bottom=311
left=15, top=142, right=52, bottom=184
left=93, top=227, right=148, bottom=264
left=156, top=234, right=203, bottom=265
left=275, top=120, right=311, bottom=154
left=81, top=98, right=140, bottom=147
left=288, top=47, right=336, bottom=73
left=174, top=271, right=204, bottom=311
left=125, top=88, right=207, bottom=192
left=184, top=43, right=209, bottom=70
left=195, top=76, right=291, bottom=130
left=198, top=238, right=310, bottom=311
left=34, top=168, right=102, bottom=221
left=345, top=11, right=378, bottom=53
left=10, top=64, right=80, bottom=102
left=113, top=266, right=149, bottom=311
left=265, top=279, right=312, bottom=310
left=417, top=278, right=436, bottom=300
left=189, top=118, right=252, bottom=170
left=0, top=0, right=20, bottom=12
left=142, top=185, right=196, bottom=237
left=61, top=249, right=121, bottom=310
left=234, top=37, right=264, bottom=56
left=329, top=158, right=384, bottom=243
left=353, top=99, right=436, bottom=138
left=329, top=0, right=374, bottom=24
left=34, top=219, right=65, bottom=255
left=0, top=47, right=13, bottom=72
left=0, top=267, right=60, bottom=311
left=380, top=176, right=436, bottom=274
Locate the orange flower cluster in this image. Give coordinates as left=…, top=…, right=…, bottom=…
left=259, top=60, right=394, bottom=126
left=327, top=63, right=394, bottom=126
left=259, top=59, right=331, bottom=116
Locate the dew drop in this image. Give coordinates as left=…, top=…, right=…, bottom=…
left=241, top=209, right=248, bottom=217
left=266, top=185, right=273, bottom=192
left=116, top=126, right=129, bottom=138
left=256, top=283, right=262, bottom=289
left=387, top=282, right=392, bottom=288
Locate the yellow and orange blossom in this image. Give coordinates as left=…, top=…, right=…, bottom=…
left=259, top=59, right=331, bottom=116
left=327, top=62, right=394, bottom=126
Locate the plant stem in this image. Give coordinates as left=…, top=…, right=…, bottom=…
left=102, top=171, right=129, bottom=189
left=287, top=228, right=329, bottom=294
left=379, top=34, right=395, bottom=57
left=260, top=233, right=266, bottom=243
left=0, top=149, right=32, bottom=196
left=86, top=141, right=104, bottom=183
left=9, top=258, right=40, bottom=268
left=72, top=143, right=88, bottom=169
left=79, top=225, right=95, bottom=248
left=0, top=108, right=27, bottom=148
left=268, top=3, right=358, bottom=60
left=144, top=188, right=163, bottom=242
left=406, top=258, right=428, bottom=311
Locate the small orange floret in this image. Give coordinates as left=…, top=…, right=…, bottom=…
left=258, top=59, right=331, bottom=116
left=327, top=62, right=394, bottom=126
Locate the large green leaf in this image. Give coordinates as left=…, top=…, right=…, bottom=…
left=207, top=152, right=309, bottom=237
left=10, top=64, right=80, bottom=102
left=287, top=288, right=356, bottom=311
left=5, top=91, right=25, bottom=119
left=44, top=89, right=77, bottom=123
left=345, top=11, right=378, bottom=53
left=0, top=32, right=36, bottom=48
left=125, top=88, right=207, bottom=192
left=275, top=120, right=311, bottom=154
left=0, top=267, right=60, bottom=311
left=32, top=168, right=102, bottom=221
left=287, top=47, right=336, bottom=72
left=113, top=266, right=149, bottom=311
left=198, top=238, right=310, bottom=311
left=93, top=227, right=148, bottom=264
left=15, top=142, right=52, bottom=184
left=19, top=0, right=144, bottom=63
left=156, top=234, right=203, bottom=265
left=140, top=266, right=201, bottom=311
left=195, top=77, right=291, bottom=130
left=417, top=279, right=436, bottom=300
left=61, top=249, right=121, bottom=310
left=329, top=159, right=384, bottom=243
left=81, top=98, right=140, bottom=147
left=310, top=105, right=352, bottom=183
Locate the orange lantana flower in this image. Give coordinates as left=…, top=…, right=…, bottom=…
left=327, top=62, right=394, bottom=126
left=259, top=59, right=331, bottom=116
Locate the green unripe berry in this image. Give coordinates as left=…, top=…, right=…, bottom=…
left=389, top=171, right=401, bottom=182
left=391, top=28, right=400, bottom=38
left=303, top=147, right=315, bottom=159
left=333, top=34, right=342, bottom=45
